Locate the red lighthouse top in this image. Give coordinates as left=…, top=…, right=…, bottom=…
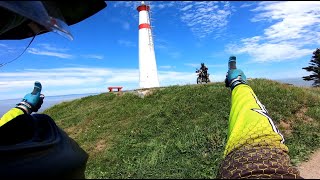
left=137, top=5, right=150, bottom=12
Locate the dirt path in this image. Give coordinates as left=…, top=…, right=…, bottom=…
left=298, top=149, right=320, bottom=179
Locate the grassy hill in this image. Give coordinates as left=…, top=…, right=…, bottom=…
left=44, top=79, right=320, bottom=179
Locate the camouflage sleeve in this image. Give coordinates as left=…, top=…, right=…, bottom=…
left=0, top=108, right=25, bottom=127
left=218, top=84, right=303, bottom=179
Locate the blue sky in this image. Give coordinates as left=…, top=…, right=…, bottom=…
left=0, top=1, right=319, bottom=100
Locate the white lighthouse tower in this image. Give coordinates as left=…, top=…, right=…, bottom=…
left=137, top=1, right=160, bottom=88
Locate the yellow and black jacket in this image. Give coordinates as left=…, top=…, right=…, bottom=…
left=218, top=84, right=303, bottom=179
left=0, top=108, right=35, bottom=144
left=0, top=108, right=25, bottom=127
left=0, top=108, right=88, bottom=178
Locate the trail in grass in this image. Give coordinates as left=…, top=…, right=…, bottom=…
left=298, top=149, right=320, bottom=179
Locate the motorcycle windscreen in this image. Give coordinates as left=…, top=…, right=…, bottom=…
left=0, top=0, right=107, bottom=40
left=0, top=1, right=72, bottom=40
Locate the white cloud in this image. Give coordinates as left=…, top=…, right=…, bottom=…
left=118, top=40, right=136, bottom=47
left=227, top=39, right=313, bottom=62
left=1, top=65, right=305, bottom=100
left=0, top=67, right=122, bottom=99
left=240, top=2, right=255, bottom=8
left=111, top=1, right=233, bottom=39
left=82, top=54, right=104, bottom=60
left=28, top=44, right=104, bottom=60
left=0, top=43, right=73, bottom=63
left=150, top=1, right=175, bottom=10
left=251, top=1, right=320, bottom=43
left=154, top=38, right=181, bottom=59
left=181, top=4, right=193, bottom=11
left=27, top=48, right=74, bottom=59
left=207, top=64, right=226, bottom=68
left=178, top=1, right=233, bottom=39
left=244, top=67, right=310, bottom=80
left=0, top=44, right=8, bottom=48
left=157, top=4, right=166, bottom=9
left=184, top=62, right=226, bottom=69
left=111, top=1, right=178, bottom=22
left=105, top=70, right=139, bottom=83
left=37, top=43, right=69, bottom=52
left=109, top=17, right=131, bottom=30
left=111, top=1, right=140, bottom=21
left=227, top=1, right=320, bottom=62
left=156, top=44, right=167, bottom=49
left=154, top=38, right=169, bottom=49
left=184, top=63, right=199, bottom=68
left=122, top=22, right=130, bottom=30
left=0, top=67, right=205, bottom=100
left=112, top=1, right=140, bottom=9
left=169, top=52, right=181, bottom=59
left=0, top=43, right=29, bottom=66
left=159, top=65, right=175, bottom=69
left=158, top=71, right=196, bottom=86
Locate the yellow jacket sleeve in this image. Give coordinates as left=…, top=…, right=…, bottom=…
left=224, top=84, right=288, bottom=157
left=218, top=84, right=302, bottom=179
left=0, top=108, right=25, bottom=127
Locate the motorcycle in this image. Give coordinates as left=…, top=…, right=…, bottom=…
left=196, top=69, right=210, bottom=84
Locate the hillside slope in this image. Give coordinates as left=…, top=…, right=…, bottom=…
left=44, top=79, right=320, bottom=178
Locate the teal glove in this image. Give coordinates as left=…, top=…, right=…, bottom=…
left=16, top=81, right=45, bottom=114
left=225, top=69, right=247, bottom=90
left=225, top=56, right=247, bottom=90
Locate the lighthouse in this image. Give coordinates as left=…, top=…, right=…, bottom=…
left=137, top=1, right=160, bottom=88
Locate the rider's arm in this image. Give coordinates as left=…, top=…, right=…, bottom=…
left=0, top=108, right=25, bottom=127
left=224, top=84, right=287, bottom=156
left=0, top=107, right=36, bottom=145
left=218, top=84, right=302, bottom=179
left=0, top=82, right=44, bottom=145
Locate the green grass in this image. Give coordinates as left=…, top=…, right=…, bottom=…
left=44, top=79, right=320, bottom=179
